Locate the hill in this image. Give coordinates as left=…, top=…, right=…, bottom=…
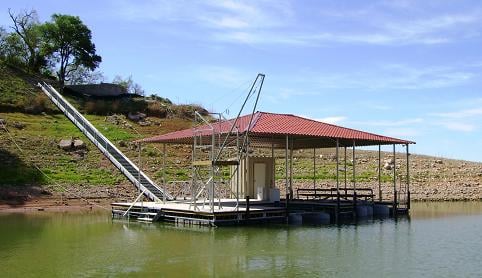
left=0, top=64, right=481, bottom=208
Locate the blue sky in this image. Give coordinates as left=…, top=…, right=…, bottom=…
left=2, top=1, right=482, bottom=161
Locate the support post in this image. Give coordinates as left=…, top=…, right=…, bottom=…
left=289, top=139, right=294, bottom=200
left=378, top=144, right=382, bottom=202
left=336, top=139, right=340, bottom=192
left=393, top=144, right=397, bottom=217
left=210, top=129, right=215, bottom=213
left=191, top=140, right=197, bottom=211
left=236, top=130, right=240, bottom=211
left=352, top=140, right=356, bottom=191
left=344, top=146, right=347, bottom=194
left=272, top=140, right=276, bottom=188
left=336, top=139, right=340, bottom=223
left=313, top=147, right=316, bottom=190
left=285, top=135, right=289, bottom=199
left=138, top=142, right=142, bottom=208
left=162, top=143, right=166, bottom=203
left=406, top=144, right=410, bottom=210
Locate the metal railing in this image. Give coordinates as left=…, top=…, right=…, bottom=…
left=38, top=82, right=173, bottom=201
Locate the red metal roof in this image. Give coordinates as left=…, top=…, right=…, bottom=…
left=138, top=111, right=415, bottom=147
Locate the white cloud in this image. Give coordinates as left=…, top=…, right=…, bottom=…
left=306, top=63, right=477, bottom=90
left=195, top=65, right=252, bottom=88
left=431, top=108, right=482, bottom=119
left=437, top=122, right=476, bottom=132
left=316, top=116, right=347, bottom=125
left=383, top=127, right=419, bottom=138
left=110, top=1, right=482, bottom=47
left=352, top=118, right=423, bottom=127
left=299, top=115, right=347, bottom=125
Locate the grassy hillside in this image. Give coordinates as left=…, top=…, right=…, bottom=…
left=0, top=62, right=481, bottom=202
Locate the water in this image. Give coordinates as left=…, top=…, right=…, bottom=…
left=1, top=202, right=482, bottom=277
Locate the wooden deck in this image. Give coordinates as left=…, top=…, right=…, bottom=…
left=112, top=190, right=408, bottom=226
left=112, top=199, right=287, bottom=226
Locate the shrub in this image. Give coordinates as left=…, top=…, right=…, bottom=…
left=24, top=93, right=50, bottom=114
left=147, top=101, right=168, bottom=118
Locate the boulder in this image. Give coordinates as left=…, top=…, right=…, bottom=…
left=127, top=112, right=146, bottom=122
left=105, top=115, right=121, bottom=125
left=435, top=159, right=444, bottom=164
left=12, top=121, right=26, bottom=130
left=73, top=139, right=86, bottom=149
left=138, top=121, right=151, bottom=126
left=59, top=139, right=73, bottom=150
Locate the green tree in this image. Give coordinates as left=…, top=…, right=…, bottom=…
left=41, top=14, right=101, bottom=90
left=0, top=26, right=27, bottom=67
left=7, top=9, right=45, bottom=72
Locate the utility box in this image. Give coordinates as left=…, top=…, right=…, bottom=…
left=230, top=156, right=275, bottom=201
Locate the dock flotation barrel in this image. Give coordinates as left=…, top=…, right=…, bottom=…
left=302, top=212, right=330, bottom=224
left=288, top=213, right=303, bottom=225
left=373, top=204, right=390, bottom=217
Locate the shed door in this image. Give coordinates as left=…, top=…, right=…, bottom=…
left=254, top=163, right=266, bottom=200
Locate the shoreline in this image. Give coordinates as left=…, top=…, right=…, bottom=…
left=0, top=197, right=115, bottom=213
left=1, top=195, right=480, bottom=214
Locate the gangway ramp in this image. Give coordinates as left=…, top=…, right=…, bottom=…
left=38, top=82, right=172, bottom=201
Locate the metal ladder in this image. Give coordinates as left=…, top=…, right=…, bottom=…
left=38, top=82, right=173, bottom=202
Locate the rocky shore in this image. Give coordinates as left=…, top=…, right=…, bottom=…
left=1, top=150, right=481, bottom=212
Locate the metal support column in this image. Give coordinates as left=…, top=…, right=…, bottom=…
left=406, top=144, right=410, bottom=210
left=393, top=144, right=397, bottom=217
left=138, top=142, right=142, bottom=207
left=162, top=143, right=167, bottom=203
left=313, top=148, right=316, bottom=190
left=378, top=145, right=382, bottom=202
left=236, top=131, right=240, bottom=211
left=289, top=139, right=294, bottom=199
left=336, top=139, right=340, bottom=223
left=285, top=136, right=289, bottom=199
left=336, top=140, right=340, bottom=191
left=191, top=140, right=197, bottom=211
left=352, top=141, right=356, bottom=190
left=138, top=142, right=141, bottom=195
left=352, top=140, right=357, bottom=215
left=344, top=146, right=347, bottom=194
left=210, top=129, right=215, bottom=213
left=272, top=141, right=276, bottom=188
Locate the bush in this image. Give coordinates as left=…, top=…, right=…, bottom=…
left=24, top=93, right=51, bottom=114
left=83, top=97, right=148, bottom=115
left=172, top=104, right=209, bottom=119
left=147, top=101, right=168, bottom=118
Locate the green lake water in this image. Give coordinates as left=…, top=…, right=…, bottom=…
left=1, top=202, right=482, bottom=277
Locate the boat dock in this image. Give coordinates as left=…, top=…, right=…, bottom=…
left=39, top=75, right=414, bottom=228
left=112, top=190, right=408, bottom=226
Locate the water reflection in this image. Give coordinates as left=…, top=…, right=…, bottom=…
left=410, top=201, right=482, bottom=219
left=0, top=202, right=481, bottom=277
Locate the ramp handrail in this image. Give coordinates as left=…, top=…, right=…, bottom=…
left=38, top=82, right=173, bottom=201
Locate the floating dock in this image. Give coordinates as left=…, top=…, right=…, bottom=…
left=112, top=193, right=408, bottom=226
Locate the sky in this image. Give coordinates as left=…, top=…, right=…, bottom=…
left=2, top=0, right=482, bottom=161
